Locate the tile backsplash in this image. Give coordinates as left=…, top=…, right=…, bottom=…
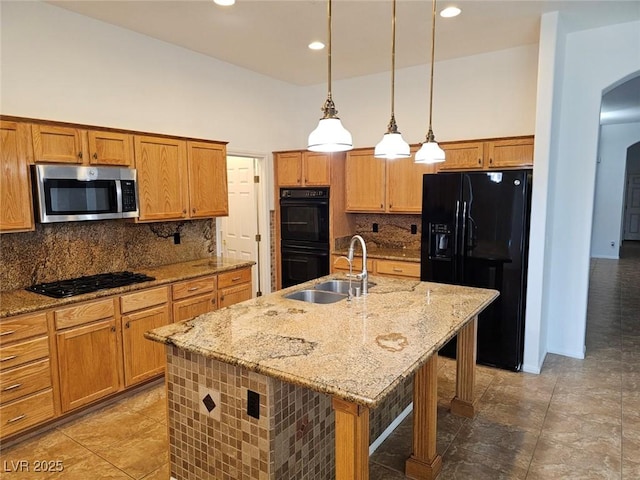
left=336, top=214, right=422, bottom=251
left=0, top=219, right=216, bottom=292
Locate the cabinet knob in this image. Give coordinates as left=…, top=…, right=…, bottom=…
left=78, top=152, right=83, bottom=159
left=489, top=158, right=493, bottom=164
left=93, top=152, right=98, bottom=160
left=211, top=298, right=216, bottom=305
left=125, top=322, right=130, bottom=329
left=182, top=209, right=187, bottom=215
left=111, top=326, right=116, bottom=333
left=192, top=208, right=196, bottom=214
left=478, top=158, right=482, bottom=164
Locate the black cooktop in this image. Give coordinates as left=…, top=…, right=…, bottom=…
left=27, top=271, right=156, bottom=298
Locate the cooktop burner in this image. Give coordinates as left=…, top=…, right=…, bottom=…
left=27, top=271, right=156, bottom=298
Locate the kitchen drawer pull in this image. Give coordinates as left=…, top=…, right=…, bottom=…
left=0, top=330, right=15, bottom=337
left=231, top=277, right=241, bottom=282
left=393, top=268, right=403, bottom=272
left=3, top=383, right=23, bottom=392
left=187, top=287, right=200, bottom=292
left=7, top=414, right=26, bottom=424
left=93, top=152, right=98, bottom=160
left=0, top=355, right=18, bottom=362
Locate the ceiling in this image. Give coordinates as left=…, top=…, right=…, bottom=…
left=47, top=0, right=640, bottom=87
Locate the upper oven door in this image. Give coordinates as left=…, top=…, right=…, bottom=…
left=280, top=196, right=329, bottom=243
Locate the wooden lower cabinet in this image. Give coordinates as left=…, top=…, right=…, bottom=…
left=56, top=318, right=120, bottom=413
left=173, top=293, right=217, bottom=323
left=331, top=255, right=419, bottom=279
left=122, top=304, right=170, bottom=387
left=0, top=389, right=55, bottom=438
left=219, top=283, right=252, bottom=309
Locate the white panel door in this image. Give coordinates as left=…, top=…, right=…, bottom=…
left=220, top=156, right=258, bottom=292
left=624, top=173, right=640, bottom=241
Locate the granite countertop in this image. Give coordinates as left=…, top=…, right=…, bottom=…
left=0, top=257, right=255, bottom=319
left=146, top=274, right=498, bottom=408
left=332, top=247, right=421, bottom=262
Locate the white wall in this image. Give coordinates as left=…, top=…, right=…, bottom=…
left=591, top=123, right=640, bottom=258
left=0, top=1, right=300, bottom=154
left=544, top=20, right=640, bottom=359
left=297, top=45, right=539, bottom=148
left=522, top=12, right=568, bottom=374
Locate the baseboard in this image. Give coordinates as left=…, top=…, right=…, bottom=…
left=590, top=254, right=619, bottom=260
left=547, top=347, right=585, bottom=360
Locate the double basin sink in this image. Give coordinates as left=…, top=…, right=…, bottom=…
left=284, top=279, right=374, bottom=304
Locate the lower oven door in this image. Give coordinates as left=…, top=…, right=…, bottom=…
left=281, top=244, right=330, bottom=289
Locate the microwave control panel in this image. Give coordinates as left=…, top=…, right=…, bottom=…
left=121, top=180, right=138, bottom=212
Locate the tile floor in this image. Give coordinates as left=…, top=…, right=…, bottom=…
left=1, top=242, right=638, bottom=479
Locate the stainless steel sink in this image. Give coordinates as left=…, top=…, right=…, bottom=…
left=314, top=279, right=376, bottom=295
left=283, top=289, right=347, bottom=304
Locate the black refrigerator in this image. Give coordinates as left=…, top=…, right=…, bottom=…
left=420, top=170, right=532, bottom=371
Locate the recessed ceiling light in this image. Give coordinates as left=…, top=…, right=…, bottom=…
left=440, top=6, right=461, bottom=18
left=214, top=0, right=235, bottom=6
left=308, top=41, right=325, bottom=50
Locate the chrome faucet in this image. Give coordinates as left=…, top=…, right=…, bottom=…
left=347, top=234, right=368, bottom=295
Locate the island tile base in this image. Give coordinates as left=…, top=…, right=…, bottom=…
left=165, top=346, right=414, bottom=480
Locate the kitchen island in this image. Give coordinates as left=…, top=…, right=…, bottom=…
left=146, top=274, right=498, bottom=480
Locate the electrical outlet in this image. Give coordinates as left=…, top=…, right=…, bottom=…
left=373, top=223, right=379, bottom=233
left=610, top=241, right=615, bottom=248
left=411, top=224, right=417, bottom=235
left=173, top=232, right=181, bottom=245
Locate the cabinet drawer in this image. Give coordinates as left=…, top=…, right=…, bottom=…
left=376, top=260, right=420, bottom=278
left=0, top=389, right=55, bottom=438
left=54, top=298, right=115, bottom=330
left=217, top=268, right=251, bottom=289
left=0, top=313, right=48, bottom=346
left=0, top=336, right=49, bottom=371
left=0, top=359, right=51, bottom=404
left=120, top=286, right=169, bottom=314
left=332, top=256, right=374, bottom=273
left=172, top=276, right=216, bottom=300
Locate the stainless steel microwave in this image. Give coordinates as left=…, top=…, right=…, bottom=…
left=32, top=165, right=139, bottom=223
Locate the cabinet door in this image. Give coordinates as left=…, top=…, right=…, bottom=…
left=122, top=304, right=170, bottom=387
left=486, top=137, right=534, bottom=168
left=218, top=283, right=252, bottom=309
left=303, top=152, right=331, bottom=186
left=134, top=136, right=188, bottom=221
left=87, top=130, right=134, bottom=166
left=187, top=141, right=228, bottom=218
left=276, top=152, right=303, bottom=187
left=386, top=154, right=435, bottom=213
left=345, top=149, right=386, bottom=212
left=172, top=293, right=217, bottom=323
left=438, top=142, right=484, bottom=171
left=0, top=121, right=34, bottom=232
left=56, top=319, right=120, bottom=413
left=32, top=125, right=82, bottom=164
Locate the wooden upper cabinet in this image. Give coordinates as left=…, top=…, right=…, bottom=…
left=439, top=136, right=534, bottom=171
left=386, top=152, right=436, bottom=213
left=275, top=151, right=331, bottom=187
left=187, top=141, right=228, bottom=218
left=303, top=152, right=331, bottom=186
left=134, top=135, right=189, bottom=222
left=345, top=149, right=386, bottom=212
left=87, top=130, right=134, bottom=167
left=0, top=121, right=35, bottom=233
left=486, top=137, right=534, bottom=168
left=276, top=152, right=303, bottom=186
left=438, top=141, right=484, bottom=171
left=32, top=125, right=82, bottom=164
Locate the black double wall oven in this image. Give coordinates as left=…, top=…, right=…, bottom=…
left=280, top=188, right=330, bottom=288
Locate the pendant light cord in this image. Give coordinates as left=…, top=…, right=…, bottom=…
left=390, top=0, right=396, bottom=123
left=427, top=0, right=437, bottom=139
left=327, top=0, right=332, bottom=102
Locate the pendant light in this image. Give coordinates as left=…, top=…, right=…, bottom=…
left=374, top=0, right=410, bottom=159
left=415, top=0, right=445, bottom=164
left=308, top=0, right=353, bottom=153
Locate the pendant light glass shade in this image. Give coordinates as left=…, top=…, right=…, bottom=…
left=415, top=0, right=445, bottom=164
left=307, top=0, right=353, bottom=153
left=375, top=0, right=410, bottom=159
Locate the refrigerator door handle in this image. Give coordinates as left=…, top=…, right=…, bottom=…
left=461, top=201, right=468, bottom=253
left=454, top=200, right=461, bottom=255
